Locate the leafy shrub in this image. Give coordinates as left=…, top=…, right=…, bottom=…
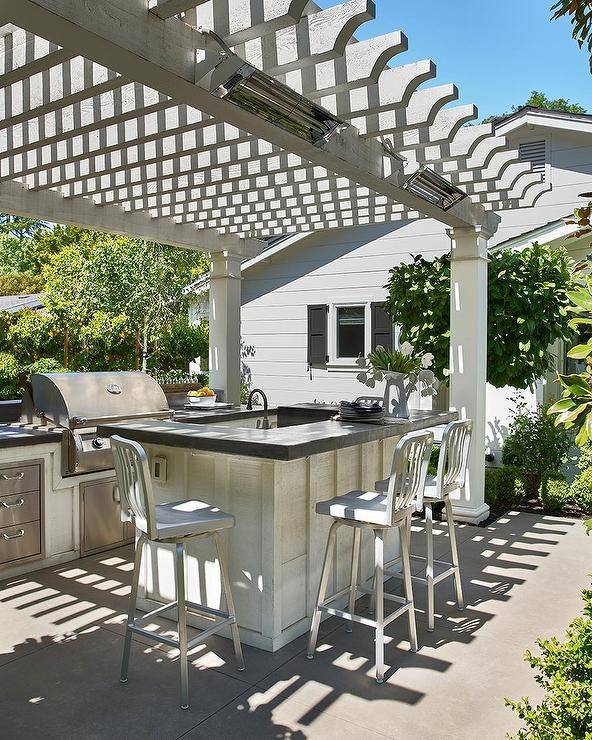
left=428, top=446, right=440, bottom=477
left=484, top=467, right=499, bottom=507
left=150, top=319, right=208, bottom=371
left=506, top=585, right=592, bottom=738
left=25, top=358, right=66, bottom=378
left=576, top=442, right=592, bottom=473
left=502, top=398, right=572, bottom=496
left=384, top=243, right=574, bottom=389
left=0, top=352, right=20, bottom=400
left=570, top=468, right=592, bottom=514
left=496, top=466, right=526, bottom=508
left=0, top=272, right=44, bottom=295
left=539, top=476, right=570, bottom=513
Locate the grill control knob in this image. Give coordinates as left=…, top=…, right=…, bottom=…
left=92, top=437, right=104, bottom=449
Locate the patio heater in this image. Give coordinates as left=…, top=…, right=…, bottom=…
left=197, top=31, right=349, bottom=147
left=402, top=166, right=468, bottom=211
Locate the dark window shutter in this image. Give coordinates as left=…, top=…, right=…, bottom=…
left=371, top=302, right=394, bottom=350
left=307, top=305, right=328, bottom=364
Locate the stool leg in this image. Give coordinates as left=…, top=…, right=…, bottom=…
left=445, top=496, right=464, bottom=611
left=175, top=542, right=189, bottom=710
left=401, top=517, right=418, bottom=652
left=346, top=527, right=361, bottom=633
left=374, top=528, right=385, bottom=683
left=213, top=531, right=245, bottom=672
left=425, top=502, right=435, bottom=632
left=120, top=533, right=145, bottom=684
left=307, top=520, right=340, bottom=659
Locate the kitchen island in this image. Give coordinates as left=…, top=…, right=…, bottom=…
left=99, top=409, right=456, bottom=651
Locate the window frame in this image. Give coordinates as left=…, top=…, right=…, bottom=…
left=327, top=300, right=372, bottom=368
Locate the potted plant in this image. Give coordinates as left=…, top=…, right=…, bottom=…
left=356, top=343, right=438, bottom=418
left=148, top=369, right=208, bottom=408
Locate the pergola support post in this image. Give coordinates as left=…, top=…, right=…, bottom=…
left=208, top=251, right=242, bottom=406
left=447, top=226, right=490, bottom=524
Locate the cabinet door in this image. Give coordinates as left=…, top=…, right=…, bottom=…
left=81, top=480, right=125, bottom=555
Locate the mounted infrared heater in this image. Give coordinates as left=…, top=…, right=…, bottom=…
left=212, top=62, right=347, bottom=147
left=197, top=31, right=348, bottom=148
left=402, top=166, right=468, bottom=211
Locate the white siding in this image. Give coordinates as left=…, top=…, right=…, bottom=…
left=241, top=219, right=450, bottom=407
left=190, top=122, right=592, bottom=458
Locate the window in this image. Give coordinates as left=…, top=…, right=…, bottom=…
left=322, top=301, right=394, bottom=367
left=336, top=306, right=365, bottom=358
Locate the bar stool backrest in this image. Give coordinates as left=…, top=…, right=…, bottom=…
left=435, top=419, right=473, bottom=499
left=111, top=434, right=157, bottom=540
left=385, top=430, right=433, bottom=524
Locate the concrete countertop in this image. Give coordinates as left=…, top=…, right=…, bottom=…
left=98, top=409, right=457, bottom=461
left=0, top=424, right=62, bottom=448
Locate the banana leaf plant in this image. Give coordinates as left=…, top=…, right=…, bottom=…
left=548, top=201, right=592, bottom=533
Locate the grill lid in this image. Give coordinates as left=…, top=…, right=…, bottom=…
left=24, top=371, right=170, bottom=428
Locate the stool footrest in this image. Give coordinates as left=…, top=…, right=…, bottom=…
left=136, top=600, right=178, bottom=625
left=318, top=599, right=412, bottom=628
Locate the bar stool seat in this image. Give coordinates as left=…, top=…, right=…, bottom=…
left=153, top=499, right=235, bottom=540
left=315, top=490, right=405, bottom=527
left=111, top=435, right=245, bottom=710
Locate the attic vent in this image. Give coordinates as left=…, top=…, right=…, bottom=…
left=519, top=140, right=547, bottom=180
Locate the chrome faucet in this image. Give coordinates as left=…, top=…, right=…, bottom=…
left=246, top=388, right=270, bottom=429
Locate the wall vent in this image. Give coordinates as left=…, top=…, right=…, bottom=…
left=519, top=140, right=547, bottom=180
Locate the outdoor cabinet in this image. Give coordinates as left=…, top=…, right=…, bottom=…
left=0, top=460, right=44, bottom=569
left=80, top=479, right=134, bottom=556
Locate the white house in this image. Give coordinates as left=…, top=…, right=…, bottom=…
left=190, top=106, right=592, bottom=460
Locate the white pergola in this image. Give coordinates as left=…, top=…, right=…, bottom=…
left=0, top=0, right=548, bottom=522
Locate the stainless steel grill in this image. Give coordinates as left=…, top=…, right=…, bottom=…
left=21, top=372, right=172, bottom=476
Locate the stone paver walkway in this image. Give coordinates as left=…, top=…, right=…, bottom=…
left=0, top=511, right=589, bottom=739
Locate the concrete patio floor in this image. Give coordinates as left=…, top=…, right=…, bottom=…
left=0, top=510, right=589, bottom=739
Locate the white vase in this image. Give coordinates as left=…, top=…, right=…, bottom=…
left=382, top=371, right=410, bottom=419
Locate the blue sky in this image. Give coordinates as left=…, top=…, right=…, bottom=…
left=315, top=0, right=592, bottom=120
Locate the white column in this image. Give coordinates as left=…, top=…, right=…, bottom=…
left=208, top=251, right=242, bottom=406
left=447, top=226, right=490, bottom=524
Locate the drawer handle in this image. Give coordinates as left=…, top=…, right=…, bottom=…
left=1, top=472, right=25, bottom=481
left=2, top=529, right=25, bottom=540
left=1, top=498, right=25, bottom=508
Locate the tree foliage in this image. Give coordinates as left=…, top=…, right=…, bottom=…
left=552, top=0, right=592, bottom=72
left=384, top=243, right=574, bottom=390
left=483, top=90, right=587, bottom=122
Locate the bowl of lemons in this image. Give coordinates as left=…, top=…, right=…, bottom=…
left=187, top=387, right=217, bottom=406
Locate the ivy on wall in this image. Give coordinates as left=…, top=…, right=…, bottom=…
left=384, top=242, right=574, bottom=390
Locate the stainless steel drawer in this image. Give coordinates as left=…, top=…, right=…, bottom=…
left=0, top=490, right=40, bottom=528
left=0, top=464, right=40, bottom=496
left=0, top=521, right=41, bottom=564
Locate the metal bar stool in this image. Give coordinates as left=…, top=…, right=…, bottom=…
left=307, top=430, right=433, bottom=683
left=111, top=435, right=245, bottom=710
left=375, top=419, right=472, bottom=631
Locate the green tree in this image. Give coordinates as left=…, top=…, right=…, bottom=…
left=43, top=229, right=208, bottom=370
left=384, top=242, right=574, bottom=389
left=484, top=90, right=587, bottom=122
left=552, top=0, right=592, bottom=72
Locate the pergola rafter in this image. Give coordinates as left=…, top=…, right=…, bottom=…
left=0, top=0, right=551, bottom=242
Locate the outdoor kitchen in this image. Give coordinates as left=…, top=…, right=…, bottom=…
left=0, top=368, right=454, bottom=652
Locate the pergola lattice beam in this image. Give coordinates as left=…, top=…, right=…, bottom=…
left=149, top=0, right=208, bottom=21
left=0, top=178, right=262, bottom=255
left=0, top=0, right=497, bottom=232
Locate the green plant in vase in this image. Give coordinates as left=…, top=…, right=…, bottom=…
left=356, top=342, right=438, bottom=419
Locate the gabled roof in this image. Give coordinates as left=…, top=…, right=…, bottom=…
left=0, top=293, right=44, bottom=313
left=493, top=106, right=592, bottom=135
